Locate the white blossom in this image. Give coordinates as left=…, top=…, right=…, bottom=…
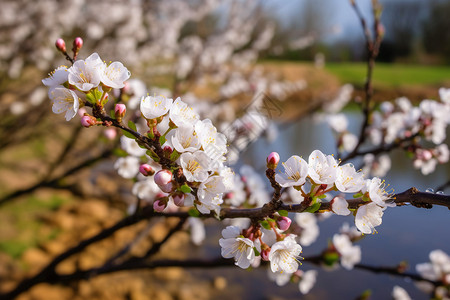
left=100, top=61, right=131, bottom=89
left=335, top=163, right=365, bottom=193
left=189, top=217, right=205, bottom=246
left=219, top=226, right=255, bottom=269
left=275, top=155, right=308, bottom=187
left=331, top=196, right=351, bottom=216
left=42, top=66, right=68, bottom=88
left=308, top=150, right=338, bottom=185
left=114, top=156, right=140, bottom=179
left=269, top=235, right=302, bottom=274
left=120, top=136, right=147, bottom=157
left=140, top=95, right=173, bottom=119
left=169, top=97, right=199, bottom=127
left=332, top=234, right=361, bottom=269
left=355, top=203, right=384, bottom=234
left=362, top=177, right=394, bottom=207
left=179, top=151, right=210, bottom=182
left=392, top=286, right=411, bottom=300
left=171, top=124, right=201, bottom=153
left=49, top=86, right=79, bottom=121
left=299, top=270, right=318, bottom=294
left=68, top=52, right=104, bottom=91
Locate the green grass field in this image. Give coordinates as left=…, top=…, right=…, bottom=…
left=325, top=63, right=450, bottom=88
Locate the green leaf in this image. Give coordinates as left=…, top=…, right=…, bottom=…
left=353, top=192, right=363, bottom=198
left=180, top=184, right=192, bottom=194
left=110, top=109, right=115, bottom=119
left=304, top=202, right=321, bottom=213
left=323, top=252, right=340, bottom=266
left=85, top=92, right=96, bottom=104
left=113, top=148, right=128, bottom=157
left=260, top=220, right=271, bottom=230
left=170, top=150, right=180, bottom=161
left=318, top=194, right=327, bottom=199
left=278, top=210, right=288, bottom=217
left=159, top=135, right=166, bottom=145
left=188, top=208, right=200, bottom=217
left=122, top=129, right=135, bottom=139
left=253, top=248, right=260, bottom=256
left=146, top=150, right=160, bottom=162
left=128, top=120, right=137, bottom=132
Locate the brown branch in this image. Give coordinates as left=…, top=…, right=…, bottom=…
left=344, top=0, right=383, bottom=162
left=1, top=187, right=447, bottom=299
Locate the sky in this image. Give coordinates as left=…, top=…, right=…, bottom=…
left=264, top=0, right=420, bottom=43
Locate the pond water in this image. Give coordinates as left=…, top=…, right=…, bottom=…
left=190, top=113, right=450, bottom=299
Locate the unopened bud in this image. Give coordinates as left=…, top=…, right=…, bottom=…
left=154, top=169, right=173, bottom=186
left=72, top=37, right=83, bottom=60
left=139, top=164, right=154, bottom=176
left=173, top=194, right=185, bottom=206
left=163, top=146, right=173, bottom=155
left=261, top=248, right=271, bottom=261
left=81, top=115, right=96, bottom=128
left=115, top=103, right=126, bottom=122
left=153, top=199, right=167, bottom=212
left=422, top=150, right=433, bottom=161
left=276, top=216, right=292, bottom=231
left=266, top=152, right=280, bottom=169
left=104, top=128, right=117, bottom=140
left=55, top=38, right=66, bottom=53
left=159, top=182, right=173, bottom=193
left=73, top=37, right=83, bottom=51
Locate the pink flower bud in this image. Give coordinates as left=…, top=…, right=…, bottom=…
left=276, top=216, right=292, bottom=231
left=154, top=170, right=173, bottom=186
left=163, top=146, right=173, bottom=155
left=81, top=115, right=96, bottom=128
left=261, top=248, right=271, bottom=261
left=104, top=128, right=117, bottom=140
left=55, top=38, right=66, bottom=52
left=73, top=37, right=83, bottom=51
left=422, top=150, right=433, bottom=161
left=266, top=152, right=280, bottom=169
left=159, top=182, right=173, bottom=193
left=173, top=194, right=185, bottom=206
left=78, top=107, right=87, bottom=117
left=139, top=164, right=154, bottom=176
left=153, top=199, right=166, bottom=212
left=115, top=103, right=126, bottom=121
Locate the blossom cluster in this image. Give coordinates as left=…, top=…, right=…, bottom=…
left=42, top=52, right=130, bottom=121
left=415, top=249, right=450, bottom=298
left=117, top=94, right=235, bottom=215
left=275, top=150, right=393, bottom=234
left=324, top=89, right=450, bottom=177
left=219, top=223, right=302, bottom=275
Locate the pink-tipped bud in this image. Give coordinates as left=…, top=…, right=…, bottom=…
left=139, top=164, right=154, bottom=176
left=261, top=248, right=271, bottom=261
left=104, top=128, right=117, bottom=140
left=81, top=115, right=96, bottom=128
left=114, top=103, right=126, bottom=121
left=173, top=194, right=185, bottom=206
left=159, top=182, right=173, bottom=193
left=422, top=150, right=433, bottom=161
left=163, top=146, right=173, bottom=155
left=153, top=199, right=167, bottom=212
left=55, top=38, right=66, bottom=53
left=154, top=170, right=173, bottom=186
left=276, top=216, right=292, bottom=231
left=73, top=37, right=83, bottom=51
left=266, top=152, right=280, bottom=169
